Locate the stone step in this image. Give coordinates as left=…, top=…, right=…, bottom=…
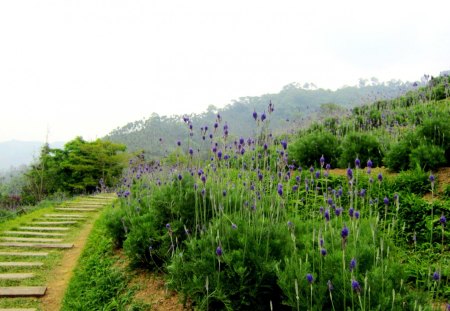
left=0, top=273, right=34, bottom=280
left=0, top=242, right=73, bottom=249
left=31, top=221, right=77, bottom=225
left=2, top=231, right=66, bottom=237
left=19, top=227, right=69, bottom=231
left=0, top=286, right=46, bottom=297
left=43, top=214, right=87, bottom=218
left=0, top=237, right=63, bottom=243
left=0, top=308, right=37, bottom=311
left=0, top=262, right=43, bottom=267
left=38, top=218, right=84, bottom=222
left=0, top=252, right=48, bottom=257
left=55, top=208, right=97, bottom=212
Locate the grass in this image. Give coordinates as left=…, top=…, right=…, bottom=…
left=0, top=197, right=104, bottom=310
left=61, top=206, right=150, bottom=311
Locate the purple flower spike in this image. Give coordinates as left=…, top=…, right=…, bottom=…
left=347, top=168, right=353, bottom=180
left=433, top=271, right=440, bottom=281
left=430, top=175, right=435, bottom=183
left=440, top=214, right=447, bottom=225
left=384, top=197, right=389, bottom=205
left=277, top=183, right=283, bottom=196
left=280, top=140, right=287, bottom=150
left=320, top=155, right=325, bottom=167
left=321, top=248, right=327, bottom=256
left=378, top=173, right=383, bottom=182
left=252, top=110, right=258, bottom=121
left=355, top=158, right=360, bottom=168
left=341, top=226, right=349, bottom=239
left=306, top=273, right=314, bottom=284
left=367, top=159, right=373, bottom=168
left=216, top=246, right=223, bottom=256
left=350, top=258, right=356, bottom=271
left=352, top=279, right=361, bottom=293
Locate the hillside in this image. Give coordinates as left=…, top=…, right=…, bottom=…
left=105, top=80, right=417, bottom=159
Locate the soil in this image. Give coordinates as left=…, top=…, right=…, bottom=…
left=130, top=269, right=186, bottom=311
left=40, top=212, right=101, bottom=311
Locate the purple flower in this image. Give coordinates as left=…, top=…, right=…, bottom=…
left=324, top=209, right=330, bottom=221
left=320, top=155, right=325, bottom=167
left=280, top=140, right=287, bottom=150
left=352, top=279, right=361, bottom=293
left=231, top=223, right=237, bottom=230
left=277, top=183, right=283, bottom=196
left=349, top=207, right=354, bottom=218
left=354, top=211, right=360, bottom=219
left=355, top=158, right=360, bottom=168
left=429, top=175, right=435, bottom=183
left=347, top=168, right=353, bottom=180
left=261, top=111, right=266, bottom=121
left=367, top=159, right=373, bottom=168
left=252, top=110, right=258, bottom=121
left=177, top=140, right=181, bottom=146
left=378, top=173, right=383, bottom=182
left=216, top=246, right=223, bottom=256
left=178, top=174, right=183, bottom=180
left=166, top=223, right=171, bottom=230
left=222, top=190, right=227, bottom=197
left=433, top=271, right=440, bottom=281
left=440, top=214, right=447, bottom=225
left=292, top=184, right=298, bottom=191
left=189, top=148, right=193, bottom=155
left=306, top=273, right=314, bottom=284
left=341, top=226, right=349, bottom=239
left=350, top=258, right=356, bottom=271
left=321, top=248, right=327, bottom=256
left=384, top=197, right=389, bottom=205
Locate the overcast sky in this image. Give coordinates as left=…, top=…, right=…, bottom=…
left=1, top=0, right=449, bottom=143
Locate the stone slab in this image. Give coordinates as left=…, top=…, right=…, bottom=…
left=31, top=221, right=77, bottom=225
left=0, top=242, right=73, bottom=249
left=0, top=252, right=48, bottom=257
left=19, top=227, right=69, bottom=231
left=0, top=273, right=34, bottom=280
left=0, top=262, right=43, bottom=267
left=0, top=286, right=46, bottom=297
left=55, top=208, right=96, bottom=212
left=43, top=214, right=87, bottom=218
left=2, top=231, right=66, bottom=237
left=0, top=237, right=63, bottom=243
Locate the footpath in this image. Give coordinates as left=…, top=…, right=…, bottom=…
left=0, top=194, right=115, bottom=311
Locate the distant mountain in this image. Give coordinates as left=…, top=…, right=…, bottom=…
left=0, top=140, right=65, bottom=171
left=105, top=79, right=420, bottom=159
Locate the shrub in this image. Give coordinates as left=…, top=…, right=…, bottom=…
left=289, top=131, right=340, bottom=168
left=338, top=132, right=383, bottom=168
left=409, top=144, right=446, bottom=171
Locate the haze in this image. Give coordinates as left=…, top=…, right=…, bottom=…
left=1, top=0, right=449, bottom=142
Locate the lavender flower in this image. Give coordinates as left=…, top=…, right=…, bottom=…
left=349, top=258, right=356, bottom=271
left=321, top=248, right=327, bottom=256
left=216, top=246, right=223, bottom=256
left=320, top=155, right=325, bottom=167
left=347, top=168, right=353, bottom=180
left=252, top=110, right=258, bottom=121
left=433, top=271, right=441, bottom=281
left=277, top=183, right=283, bottom=196
left=355, top=158, right=360, bottom=168
left=367, top=159, right=373, bottom=168
left=383, top=197, right=389, bottom=205
left=378, top=173, right=383, bottom=182
left=280, top=140, right=287, bottom=150
left=352, top=279, right=361, bottom=293
left=440, top=214, right=447, bottom=225
left=306, top=273, right=314, bottom=284
left=341, top=226, right=349, bottom=239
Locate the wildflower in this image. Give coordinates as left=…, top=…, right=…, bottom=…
left=352, top=279, right=361, bottom=293
left=440, top=214, right=447, bottom=225
left=217, top=150, right=222, bottom=160
left=287, top=221, right=293, bottom=228
left=354, top=211, right=360, bottom=219
left=281, top=140, right=287, bottom=150
left=277, top=183, right=283, bottom=196
left=347, top=168, right=353, bottom=180
left=327, top=280, right=333, bottom=291
left=177, top=140, right=181, bottom=146
left=367, top=159, right=373, bottom=168
left=306, top=273, right=314, bottom=284
left=350, top=258, right=356, bottom=271
left=341, top=226, right=349, bottom=239
left=253, top=110, right=258, bottom=121
left=320, top=155, right=325, bottom=167
left=321, top=248, right=327, bottom=256
left=166, top=223, right=171, bottom=230
left=261, top=111, right=267, bottom=121
left=231, top=223, right=237, bottom=230
left=292, top=184, right=298, bottom=191
left=324, top=209, right=330, bottom=221
left=222, top=190, right=227, bottom=197
left=189, top=148, right=193, bottom=156
left=349, top=207, right=354, bottom=218
left=355, top=158, right=360, bottom=168
left=429, top=174, right=435, bottom=183
left=384, top=197, right=389, bottom=205
left=315, top=170, right=320, bottom=179
left=216, top=246, right=223, bottom=256
left=378, top=173, right=383, bottom=182
left=178, top=174, right=183, bottom=180
left=433, top=271, right=440, bottom=281
left=326, top=163, right=331, bottom=170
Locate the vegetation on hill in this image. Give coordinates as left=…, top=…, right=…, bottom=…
left=105, top=79, right=418, bottom=160
left=102, top=74, right=450, bottom=310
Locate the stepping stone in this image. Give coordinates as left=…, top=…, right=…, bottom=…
left=3, top=231, right=66, bottom=237
left=19, top=227, right=69, bottom=231
left=0, top=308, right=37, bottom=311
left=0, top=237, right=63, bottom=243
left=55, top=208, right=96, bottom=212
left=31, top=221, right=77, bottom=225
left=0, top=273, right=34, bottom=280
left=0, top=262, right=43, bottom=267
left=43, top=214, right=87, bottom=218
left=0, top=286, right=46, bottom=297
left=38, top=217, right=83, bottom=221
left=0, top=252, right=48, bottom=257
left=0, top=242, right=73, bottom=249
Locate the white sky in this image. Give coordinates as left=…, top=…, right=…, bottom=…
left=1, top=0, right=449, bottom=142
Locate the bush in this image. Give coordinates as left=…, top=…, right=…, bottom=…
left=384, top=131, right=420, bottom=171
left=338, top=132, right=383, bottom=168
left=289, top=131, right=340, bottom=168
left=409, top=144, right=446, bottom=171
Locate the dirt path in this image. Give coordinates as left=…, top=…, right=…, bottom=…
left=40, top=212, right=101, bottom=311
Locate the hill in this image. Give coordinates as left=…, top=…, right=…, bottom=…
left=105, top=79, right=418, bottom=159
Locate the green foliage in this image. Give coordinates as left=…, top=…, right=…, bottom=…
left=410, top=144, right=447, bottom=171
left=22, top=137, right=127, bottom=202
left=289, top=131, right=340, bottom=168
left=62, top=211, right=148, bottom=311
left=338, top=132, right=383, bottom=168
left=384, top=131, right=420, bottom=171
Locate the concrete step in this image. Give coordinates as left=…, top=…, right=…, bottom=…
left=0, top=286, right=46, bottom=297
